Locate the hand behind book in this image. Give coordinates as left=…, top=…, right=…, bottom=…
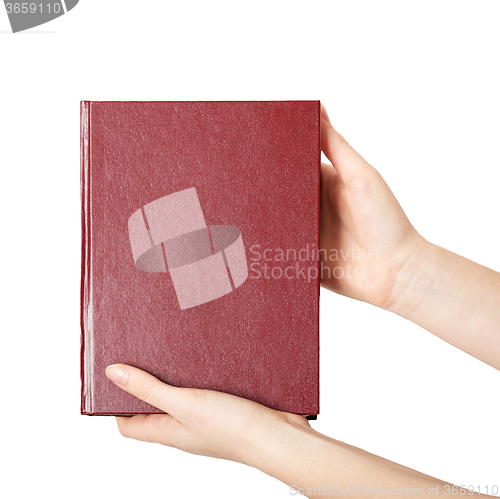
left=319, top=104, right=427, bottom=310
left=320, top=104, right=500, bottom=370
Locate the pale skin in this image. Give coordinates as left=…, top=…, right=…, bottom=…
left=106, top=104, right=500, bottom=497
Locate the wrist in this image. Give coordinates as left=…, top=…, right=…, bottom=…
left=243, top=413, right=330, bottom=480
left=384, top=239, right=500, bottom=369
left=383, top=236, right=440, bottom=320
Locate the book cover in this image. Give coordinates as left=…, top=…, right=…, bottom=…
left=81, top=101, right=320, bottom=417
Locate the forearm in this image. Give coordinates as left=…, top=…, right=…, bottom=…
left=387, top=239, right=500, bottom=370
left=248, top=419, right=487, bottom=498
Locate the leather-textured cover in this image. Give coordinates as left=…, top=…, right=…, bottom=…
left=81, top=101, right=320, bottom=416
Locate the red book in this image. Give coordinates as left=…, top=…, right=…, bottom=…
left=81, top=101, right=320, bottom=417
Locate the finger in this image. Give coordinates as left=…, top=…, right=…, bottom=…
left=321, top=161, right=340, bottom=184
left=116, top=414, right=182, bottom=447
left=320, top=112, right=374, bottom=181
left=106, top=364, right=187, bottom=418
left=320, top=103, right=332, bottom=125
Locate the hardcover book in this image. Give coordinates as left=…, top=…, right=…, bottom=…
left=81, top=100, right=320, bottom=417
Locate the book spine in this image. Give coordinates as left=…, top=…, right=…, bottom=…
left=316, top=100, right=321, bottom=417
left=80, top=101, right=92, bottom=415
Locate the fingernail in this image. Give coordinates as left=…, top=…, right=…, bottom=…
left=106, top=365, right=128, bottom=385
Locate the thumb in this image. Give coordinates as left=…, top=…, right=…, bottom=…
left=106, top=363, right=186, bottom=418
left=320, top=104, right=373, bottom=181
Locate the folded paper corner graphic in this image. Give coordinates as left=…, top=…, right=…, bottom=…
left=127, top=187, right=249, bottom=310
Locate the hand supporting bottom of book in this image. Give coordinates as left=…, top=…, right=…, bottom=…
left=106, top=361, right=496, bottom=499
left=105, top=363, right=310, bottom=468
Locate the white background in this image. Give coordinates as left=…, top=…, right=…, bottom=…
left=1, top=1, right=499, bottom=498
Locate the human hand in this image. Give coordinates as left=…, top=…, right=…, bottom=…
left=321, top=106, right=500, bottom=368
left=105, top=364, right=495, bottom=497
left=105, top=364, right=311, bottom=465
left=320, top=104, right=431, bottom=310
